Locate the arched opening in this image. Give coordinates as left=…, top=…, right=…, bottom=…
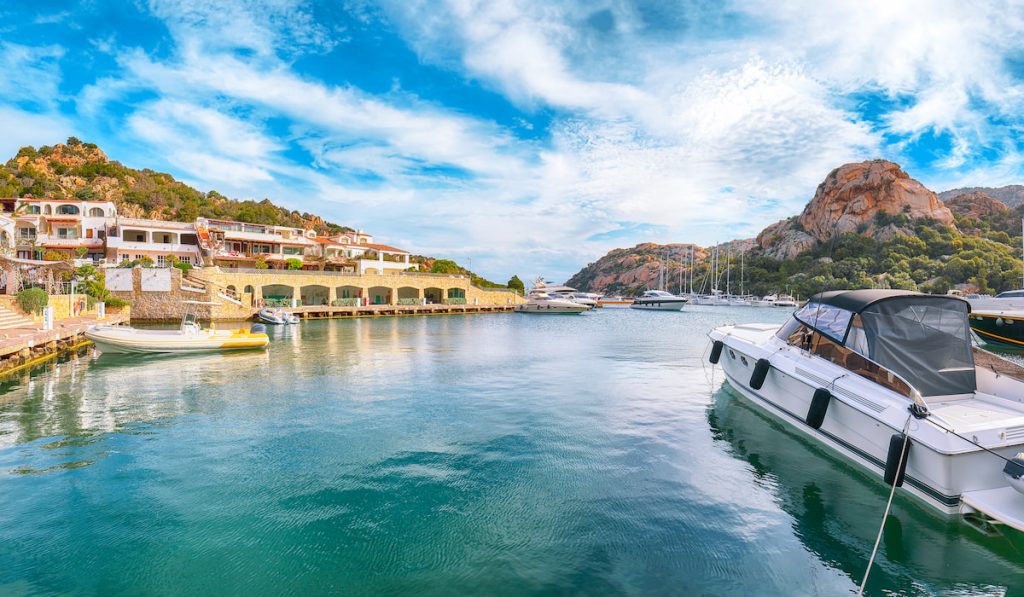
left=44, top=205, right=52, bottom=215
left=88, top=207, right=105, bottom=217
left=397, top=287, right=420, bottom=305
left=56, top=204, right=79, bottom=215
left=262, top=284, right=294, bottom=307
left=368, top=286, right=391, bottom=305
left=424, top=287, right=443, bottom=304
left=300, top=284, right=329, bottom=306
left=335, top=285, right=361, bottom=306
left=446, top=288, right=466, bottom=304
left=226, top=285, right=236, bottom=293
left=243, top=285, right=254, bottom=294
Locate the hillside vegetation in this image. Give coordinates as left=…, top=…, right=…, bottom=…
left=0, top=138, right=348, bottom=234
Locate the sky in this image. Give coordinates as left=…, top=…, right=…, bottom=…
left=2, top=0, right=1024, bottom=282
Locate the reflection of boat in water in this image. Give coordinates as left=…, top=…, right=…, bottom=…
left=710, top=289, right=1024, bottom=532
left=709, top=386, right=1024, bottom=592
left=256, top=307, right=299, bottom=325
left=86, top=302, right=269, bottom=354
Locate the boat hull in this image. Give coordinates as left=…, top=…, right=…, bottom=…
left=630, top=300, right=687, bottom=311
left=970, top=312, right=1024, bottom=349
left=516, top=304, right=588, bottom=314
left=713, top=330, right=1024, bottom=521
left=86, top=327, right=270, bottom=354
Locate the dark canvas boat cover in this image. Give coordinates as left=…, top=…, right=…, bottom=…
left=796, top=290, right=976, bottom=397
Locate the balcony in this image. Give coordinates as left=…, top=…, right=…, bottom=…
left=36, top=235, right=104, bottom=248
left=106, top=238, right=201, bottom=253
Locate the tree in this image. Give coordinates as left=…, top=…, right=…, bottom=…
left=286, top=258, right=303, bottom=270
left=507, top=275, right=525, bottom=293
left=254, top=257, right=269, bottom=270
left=430, top=259, right=462, bottom=274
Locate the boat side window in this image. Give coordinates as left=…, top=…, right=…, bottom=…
left=845, top=314, right=869, bottom=357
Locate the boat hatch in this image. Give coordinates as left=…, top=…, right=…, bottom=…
left=793, top=290, right=975, bottom=397
left=961, top=487, right=1024, bottom=532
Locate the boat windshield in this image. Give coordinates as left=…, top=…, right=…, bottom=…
left=793, top=302, right=853, bottom=343
left=858, top=297, right=975, bottom=397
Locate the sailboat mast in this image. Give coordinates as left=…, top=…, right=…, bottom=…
left=740, top=250, right=745, bottom=296
left=726, top=247, right=731, bottom=296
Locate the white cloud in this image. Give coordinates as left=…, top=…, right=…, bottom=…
left=0, top=42, right=64, bottom=108
left=0, top=106, right=73, bottom=158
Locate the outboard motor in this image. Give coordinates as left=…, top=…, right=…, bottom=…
left=1003, top=453, right=1024, bottom=495
left=251, top=323, right=268, bottom=334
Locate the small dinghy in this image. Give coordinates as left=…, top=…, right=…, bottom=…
left=86, top=301, right=269, bottom=354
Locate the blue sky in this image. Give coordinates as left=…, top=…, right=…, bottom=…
left=2, top=0, right=1024, bottom=282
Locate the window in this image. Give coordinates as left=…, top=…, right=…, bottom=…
left=121, top=254, right=130, bottom=262
left=157, top=255, right=167, bottom=266
left=88, top=207, right=105, bottom=217
left=794, top=302, right=853, bottom=343
left=283, top=246, right=303, bottom=255
left=56, top=205, right=80, bottom=215
left=25, top=205, right=40, bottom=214
left=18, top=227, right=36, bottom=239
left=57, top=227, right=78, bottom=239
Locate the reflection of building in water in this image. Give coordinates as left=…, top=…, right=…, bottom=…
left=0, top=349, right=270, bottom=449
left=708, top=387, right=1024, bottom=592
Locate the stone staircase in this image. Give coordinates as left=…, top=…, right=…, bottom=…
left=0, top=304, right=35, bottom=330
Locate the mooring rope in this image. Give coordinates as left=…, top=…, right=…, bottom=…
left=858, top=413, right=912, bottom=595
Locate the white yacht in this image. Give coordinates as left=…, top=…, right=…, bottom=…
left=709, top=289, right=1024, bottom=531
left=516, top=291, right=589, bottom=314
left=630, top=290, right=688, bottom=311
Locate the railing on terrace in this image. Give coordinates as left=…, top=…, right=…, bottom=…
left=219, top=268, right=468, bottom=278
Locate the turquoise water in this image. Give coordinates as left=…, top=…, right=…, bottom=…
left=1, top=308, right=1023, bottom=595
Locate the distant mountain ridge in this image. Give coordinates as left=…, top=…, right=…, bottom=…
left=0, top=138, right=349, bottom=234
left=939, top=185, right=1024, bottom=208
left=569, top=160, right=1024, bottom=296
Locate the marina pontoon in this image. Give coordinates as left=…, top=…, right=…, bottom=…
left=710, top=289, right=1024, bottom=532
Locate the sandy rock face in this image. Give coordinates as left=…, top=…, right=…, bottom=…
left=756, top=218, right=818, bottom=260
left=943, top=191, right=1009, bottom=219
left=796, top=160, right=955, bottom=241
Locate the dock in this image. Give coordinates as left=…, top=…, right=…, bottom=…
left=284, top=304, right=517, bottom=319
left=0, top=312, right=129, bottom=375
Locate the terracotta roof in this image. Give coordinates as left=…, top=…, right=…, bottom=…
left=350, top=242, right=408, bottom=254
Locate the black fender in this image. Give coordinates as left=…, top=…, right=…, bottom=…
left=709, top=340, right=724, bottom=364
left=805, top=388, right=831, bottom=429
left=749, top=358, right=771, bottom=390
left=884, top=433, right=911, bottom=487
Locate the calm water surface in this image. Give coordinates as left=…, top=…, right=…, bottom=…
left=1, top=308, right=1023, bottom=595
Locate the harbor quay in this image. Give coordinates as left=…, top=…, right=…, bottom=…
left=109, top=266, right=525, bottom=322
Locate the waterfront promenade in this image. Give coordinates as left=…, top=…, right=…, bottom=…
left=0, top=310, right=128, bottom=375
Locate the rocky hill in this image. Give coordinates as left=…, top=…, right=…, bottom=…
left=0, top=138, right=348, bottom=233
left=757, top=160, right=955, bottom=259
left=943, top=191, right=1010, bottom=219
left=940, top=185, right=1024, bottom=208
left=569, top=160, right=1024, bottom=296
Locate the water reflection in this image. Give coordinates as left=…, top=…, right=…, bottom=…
left=708, top=383, right=1024, bottom=595
left=0, top=347, right=270, bottom=451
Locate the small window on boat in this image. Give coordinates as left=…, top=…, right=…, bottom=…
left=794, top=302, right=853, bottom=343
left=728, top=349, right=736, bottom=360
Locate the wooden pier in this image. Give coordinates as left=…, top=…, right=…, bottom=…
left=0, top=311, right=130, bottom=376
left=284, top=303, right=517, bottom=319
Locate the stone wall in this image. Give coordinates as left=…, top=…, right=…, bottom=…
left=109, top=267, right=218, bottom=321
left=197, top=268, right=524, bottom=308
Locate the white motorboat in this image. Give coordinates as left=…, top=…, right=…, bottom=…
left=772, top=294, right=799, bottom=307
left=630, top=290, right=688, bottom=311
left=516, top=291, right=590, bottom=314
left=257, top=307, right=299, bottom=325
left=86, top=302, right=270, bottom=354
left=709, top=289, right=1024, bottom=531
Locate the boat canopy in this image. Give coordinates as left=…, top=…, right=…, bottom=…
left=794, top=290, right=976, bottom=397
